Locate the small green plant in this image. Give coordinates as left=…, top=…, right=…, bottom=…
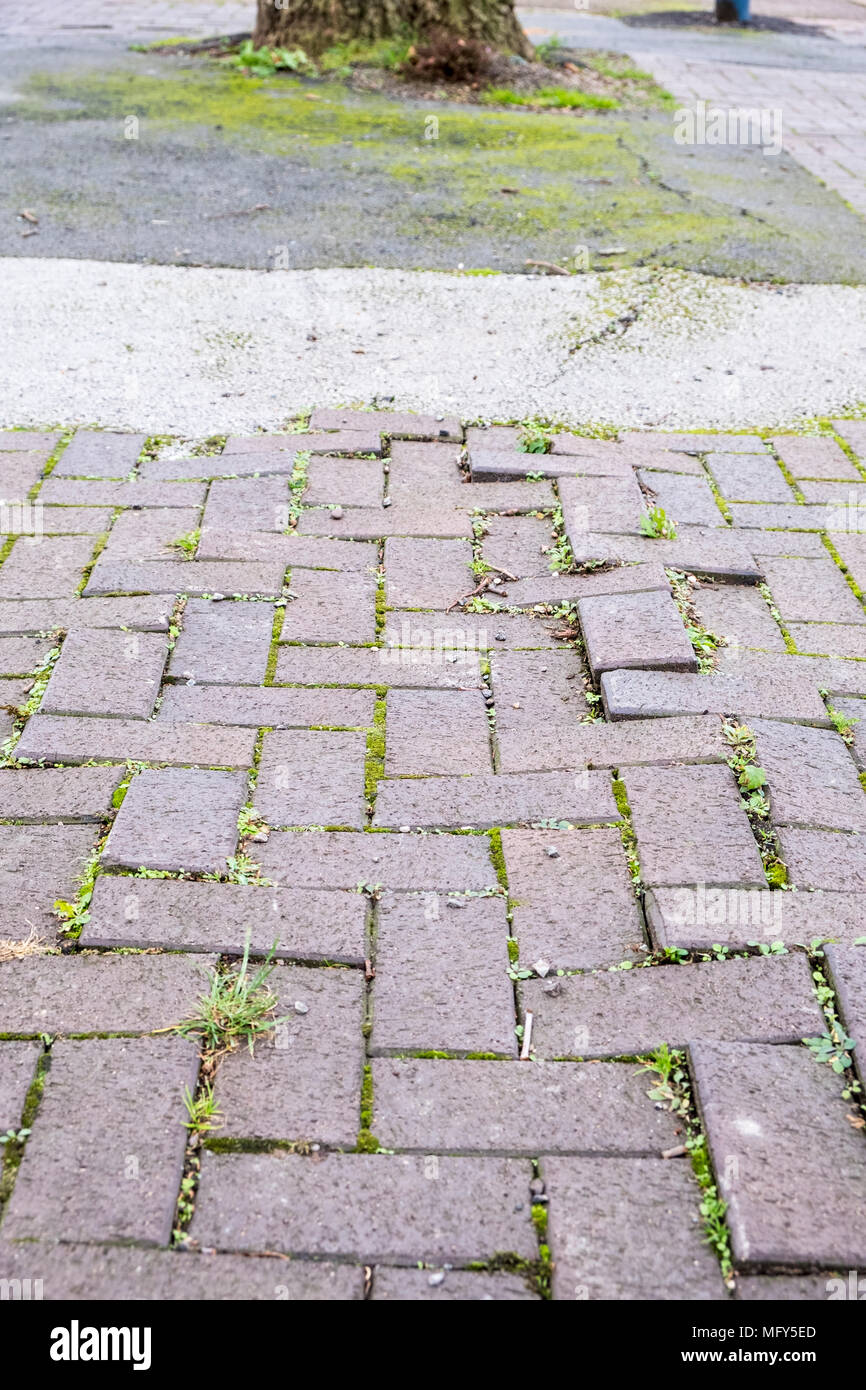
left=481, top=86, right=617, bottom=110
left=0, top=1128, right=30, bottom=1146
left=828, top=705, right=858, bottom=744
left=183, top=1083, right=221, bottom=1134
left=803, top=1021, right=856, bottom=1073
left=639, top=506, right=677, bottom=540
left=175, top=934, right=287, bottom=1056
left=518, top=424, right=552, bottom=454
left=229, top=40, right=316, bottom=77
left=170, top=529, right=200, bottom=558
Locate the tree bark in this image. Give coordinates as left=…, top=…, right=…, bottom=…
left=253, top=0, right=534, bottom=59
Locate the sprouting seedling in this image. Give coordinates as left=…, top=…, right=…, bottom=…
left=639, top=506, right=677, bottom=539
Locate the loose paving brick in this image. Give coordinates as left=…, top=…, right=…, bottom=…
left=82, top=876, right=367, bottom=963
left=53, top=431, right=147, bottom=478
left=501, top=562, right=670, bottom=608
left=371, top=1268, right=537, bottom=1300
left=544, top=1157, right=724, bottom=1300
left=761, top=555, right=866, bottom=625
left=374, top=769, right=618, bottom=829
left=370, top=892, right=515, bottom=1056
left=157, top=683, right=374, bottom=728
left=497, top=714, right=727, bottom=774
left=257, top=831, right=497, bottom=891
left=569, top=528, right=763, bottom=580
left=601, top=668, right=831, bottom=726
left=84, top=557, right=285, bottom=599
left=645, top=885, right=866, bottom=950
left=168, top=598, right=275, bottom=684
left=372, top=1058, right=679, bottom=1155
left=523, top=953, right=822, bottom=1058
left=0, top=1041, right=39, bottom=1131
left=489, top=649, right=590, bottom=738
left=254, top=730, right=367, bottom=827
left=772, top=435, right=862, bottom=481
left=279, top=569, right=376, bottom=644
left=15, top=715, right=256, bottom=768
left=0, top=536, right=96, bottom=599
left=41, top=628, right=168, bottom=718
left=0, top=824, right=96, bottom=940
left=309, top=408, right=461, bottom=440
left=637, top=470, right=723, bottom=527
left=0, top=767, right=121, bottom=821
left=751, top=717, right=866, bottom=833
left=103, top=767, right=246, bottom=874
left=215, top=965, right=364, bottom=1145
left=502, top=828, right=643, bottom=971
left=691, top=1041, right=866, bottom=1267
left=470, top=448, right=633, bottom=482
left=276, top=644, right=483, bottom=689
left=191, top=1152, right=537, bottom=1263
left=624, top=764, right=766, bottom=888
left=705, top=453, right=796, bottom=503
left=778, top=827, right=866, bottom=892
left=2, top=1037, right=199, bottom=1247
left=481, top=515, right=555, bottom=578
left=692, top=583, right=787, bottom=652
left=578, top=590, right=697, bottom=678
left=385, top=690, right=492, bottom=775
left=0, top=596, right=173, bottom=632
left=0, top=953, right=214, bottom=1035
left=559, top=474, right=646, bottom=535
left=384, top=537, right=472, bottom=609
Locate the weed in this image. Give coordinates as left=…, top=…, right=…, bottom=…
left=518, top=424, right=552, bottom=455
left=169, top=529, right=200, bottom=558
left=482, top=86, right=617, bottom=110
left=183, top=1082, right=221, bottom=1134
left=639, top=506, right=677, bottom=540
left=228, top=39, right=316, bottom=77
left=174, top=934, right=287, bottom=1056
left=827, top=704, right=858, bottom=744
left=803, top=1020, right=856, bottom=1073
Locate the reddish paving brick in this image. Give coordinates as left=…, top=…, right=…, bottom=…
left=692, top=583, right=787, bottom=652
left=772, top=435, right=861, bottom=481
left=545, top=1157, right=724, bottom=1300
left=309, top=408, right=461, bottom=439
left=705, top=453, right=795, bottom=503
left=168, top=598, right=275, bottom=684
left=470, top=449, right=632, bottom=482
left=523, top=953, right=822, bottom=1058
left=372, top=1058, right=679, bottom=1155
left=761, top=555, right=866, bottom=626
left=0, top=636, right=54, bottom=673
left=83, top=557, right=285, bottom=599
left=82, top=876, right=367, bottom=964
left=0, top=596, right=173, bottom=632
left=0, top=1041, right=40, bottom=1131
left=103, top=768, right=246, bottom=874
left=578, top=590, right=697, bottom=678
left=383, top=609, right=562, bottom=652
left=0, top=536, right=96, bottom=599
left=601, top=668, right=830, bottom=726
left=15, top=715, right=256, bottom=768
left=100, top=507, right=202, bottom=562
left=374, top=769, right=618, bottom=829
left=54, top=431, right=147, bottom=478
left=191, top=1152, right=537, bottom=1263
left=275, top=643, right=483, bottom=690
left=157, top=684, right=374, bottom=728
left=296, top=504, right=473, bottom=539
left=257, top=831, right=497, bottom=891
left=559, top=474, right=646, bottom=535
left=778, top=827, right=866, bottom=892
left=568, top=529, right=762, bottom=581
left=637, top=470, right=723, bottom=527
left=41, top=628, right=168, bottom=718
left=215, top=965, right=364, bottom=1145
left=384, top=537, right=473, bottom=609
left=497, top=713, right=727, bottom=774
left=371, top=1268, right=536, bottom=1300
left=0, top=824, right=96, bottom=940
left=489, top=649, right=590, bottom=738
left=0, top=767, right=121, bottom=821
left=624, top=764, right=766, bottom=888
left=201, top=476, right=288, bottom=533
left=254, top=730, right=367, bottom=827
left=751, top=717, right=866, bottom=833
left=830, top=535, right=866, bottom=597
left=691, top=1041, right=866, bottom=1268
left=201, top=532, right=377, bottom=570
left=481, top=515, right=555, bottom=578
left=279, top=570, right=376, bottom=643
left=385, top=689, right=492, bottom=775
left=645, top=885, right=866, bottom=950
left=788, top=623, right=866, bottom=658
left=304, top=456, right=383, bottom=508
left=39, top=479, right=206, bottom=509
left=370, top=892, right=515, bottom=1056
left=824, top=945, right=866, bottom=1089
left=2, top=1037, right=199, bottom=1246
left=0, top=953, right=214, bottom=1035
left=502, top=828, right=643, bottom=971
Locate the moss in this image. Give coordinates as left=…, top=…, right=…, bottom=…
left=364, top=698, right=387, bottom=803
left=488, top=828, right=508, bottom=890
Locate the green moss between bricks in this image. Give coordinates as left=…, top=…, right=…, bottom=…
left=364, top=698, right=387, bottom=803
left=488, top=828, right=508, bottom=890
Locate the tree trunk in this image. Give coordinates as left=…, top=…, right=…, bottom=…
left=253, top=0, right=534, bottom=59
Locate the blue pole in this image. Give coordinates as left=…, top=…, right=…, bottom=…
left=715, top=0, right=750, bottom=20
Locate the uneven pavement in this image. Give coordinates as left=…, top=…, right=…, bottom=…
left=0, top=413, right=865, bottom=1299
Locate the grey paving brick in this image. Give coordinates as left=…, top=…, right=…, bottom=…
left=82, top=876, right=367, bottom=964
left=254, top=730, right=367, bottom=827
left=197, top=532, right=380, bottom=571
left=501, top=562, right=670, bottom=608
left=39, top=507, right=115, bottom=535
left=621, top=432, right=765, bottom=454
left=0, top=453, right=47, bottom=498
left=706, top=453, right=795, bottom=502
left=201, top=476, right=288, bottom=533
left=138, top=452, right=299, bottom=481
left=0, top=824, right=96, bottom=940
left=276, top=643, right=483, bottom=690
left=373, top=770, right=618, bottom=830
left=299, top=428, right=383, bottom=456
left=0, top=1042, right=40, bottom=1131
left=824, top=944, right=866, bottom=1086
left=731, top=505, right=829, bottom=532
left=83, top=557, right=285, bottom=598
left=0, top=536, right=96, bottom=599
left=490, top=649, right=590, bottom=738
left=103, top=768, right=246, bottom=874
left=569, top=528, right=762, bottom=581
left=279, top=570, right=376, bottom=643
left=772, top=435, right=861, bottom=481
left=39, top=479, right=206, bottom=509
left=834, top=421, right=866, bottom=460
left=0, top=597, right=173, bottom=632
left=54, top=431, right=147, bottom=478
left=716, top=648, right=866, bottom=700
left=385, top=689, right=492, bottom=775
left=370, top=892, right=515, bottom=1056
left=830, top=535, right=866, bottom=597
left=833, top=697, right=866, bottom=770
left=297, top=504, right=473, bottom=540
left=481, top=515, right=555, bottom=578
left=373, top=1058, right=679, bottom=1155
left=371, top=1267, right=536, bottom=1300
left=257, top=831, right=497, bottom=891
left=15, top=715, right=256, bottom=768
left=751, top=717, right=866, bottom=833
left=0, top=953, right=213, bottom=1036
left=691, top=1041, right=866, bottom=1268
left=502, top=828, right=643, bottom=971
left=215, top=434, right=299, bottom=457
left=600, top=667, right=830, bottom=726
left=624, top=764, right=765, bottom=888
left=157, top=683, right=374, bottom=728
left=191, top=1152, right=536, bottom=1263
left=168, top=598, right=275, bottom=684
left=382, top=609, right=562, bottom=652
left=645, top=885, right=866, bottom=950
left=2, top=1037, right=199, bottom=1246
left=0, top=431, right=60, bottom=453
left=100, top=507, right=203, bottom=563
left=579, top=589, right=696, bottom=678
left=0, top=637, right=54, bottom=674
left=789, top=623, right=866, bottom=658
left=693, top=583, right=787, bottom=652
left=497, top=713, right=727, bottom=774
left=0, top=767, right=121, bottom=822
left=799, top=479, right=866, bottom=506
left=41, top=628, right=168, bottom=718
left=0, top=677, right=32, bottom=742
left=545, top=1157, right=724, bottom=1300
left=524, top=953, right=822, bottom=1058
left=736, top=1274, right=853, bottom=1301
left=304, top=456, right=383, bottom=508
left=384, top=537, right=472, bottom=609
left=560, top=474, right=646, bottom=535
left=470, top=449, right=632, bottom=482
left=465, top=427, right=522, bottom=451
left=215, top=965, right=364, bottom=1145
left=761, top=555, right=866, bottom=625
left=638, top=470, right=723, bottom=527
left=749, top=529, right=826, bottom=557
left=778, top=827, right=866, bottom=892
left=310, top=408, right=461, bottom=440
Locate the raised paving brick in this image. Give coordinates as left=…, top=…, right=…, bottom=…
left=384, top=537, right=472, bottom=609
left=2, top=1037, right=199, bottom=1246
left=276, top=644, right=483, bottom=689
left=772, top=435, right=861, bottom=481
left=751, top=717, right=866, bottom=833
left=638, top=470, right=723, bottom=527
left=645, top=886, right=866, bottom=950
left=779, top=827, right=866, bottom=892
left=0, top=1042, right=39, bottom=1130
left=470, top=449, right=633, bottom=482
left=385, top=690, right=492, bottom=775
left=103, top=768, right=245, bottom=874
left=157, top=684, right=374, bottom=728
left=501, top=562, right=669, bottom=608
left=0, top=1243, right=362, bottom=1300
left=371, top=1268, right=536, bottom=1300
left=481, top=515, right=554, bottom=578
left=201, top=476, right=287, bottom=533
left=490, top=649, right=589, bottom=738
left=257, top=831, right=497, bottom=891
left=82, top=876, right=367, bottom=964
left=761, top=555, right=866, bottom=625
left=372, top=1058, right=679, bottom=1155
left=706, top=453, right=795, bottom=503
left=0, top=953, right=213, bottom=1035
left=0, top=597, right=173, bottom=632
left=502, top=828, right=642, bottom=971
left=691, top=1041, right=866, bottom=1268
left=0, top=636, right=54, bottom=673
left=215, top=965, right=364, bottom=1145
left=191, top=1152, right=536, bottom=1263
left=279, top=570, right=376, bottom=643
left=578, top=590, right=696, bottom=678
left=374, top=769, right=618, bottom=829
left=39, top=479, right=206, bottom=509
left=624, top=764, right=765, bottom=888
left=497, top=714, right=726, bottom=774
left=0, top=536, right=95, bottom=599
left=601, top=668, right=830, bottom=726
left=569, top=529, right=762, bottom=581
left=100, top=507, right=202, bottom=562
left=54, top=431, right=147, bottom=478
left=168, top=599, right=275, bottom=684
left=0, top=824, right=96, bottom=940
left=0, top=767, right=121, bottom=821
left=41, top=629, right=168, bottom=718
left=545, top=1157, right=724, bottom=1300
left=559, top=474, right=645, bottom=535
left=789, top=623, right=866, bottom=658
left=139, top=452, right=298, bottom=481
left=254, top=730, right=367, bottom=827
left=304, top=456, right=382, bottom=508
left=693, top=584, right=787, bottom=652
left=310, top=408, right=461, bottom=439
left=83, top=557, right=285, bottom=599
left=370, top=892, right=515, bottom=1056
left=524, top=953, right=822, bottom=1058
left=15, top=715, right=256, bottom=768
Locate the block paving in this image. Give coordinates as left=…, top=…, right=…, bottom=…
left=1, top=415, right=866, bottom=1301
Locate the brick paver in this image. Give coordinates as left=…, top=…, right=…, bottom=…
left=2, top=420, right=866, bottom=1301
